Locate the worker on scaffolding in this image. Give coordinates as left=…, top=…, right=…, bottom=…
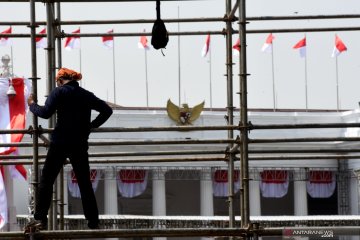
left=25, top=67, right=113, bottom=230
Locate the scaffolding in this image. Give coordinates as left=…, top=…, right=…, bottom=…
left=0, top=0, right=360, bottom=239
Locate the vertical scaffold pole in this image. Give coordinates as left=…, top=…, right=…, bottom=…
left=55, top=2, right=65, bottom=230
left=225, top=0, right=235, bottom=229
left=29, top=0, right=39, bottom=221
left=239, top=0, right=250, bottom=228
left=45, top=1, right=57, bottom=230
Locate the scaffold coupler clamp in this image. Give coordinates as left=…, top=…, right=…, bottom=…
left=28, top=125, right=34, bottom=138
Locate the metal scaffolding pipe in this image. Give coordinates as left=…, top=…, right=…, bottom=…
left=29, top=0, right=40, bottom=221
left=3, top=13, right=360, bottom=27
left=3, top=121, right=360, bottom=135
left=0, top=228, right=254, bottom=239
left=3, top=26, right=360, bottom=39
left=249, top=137, right=360, bottom=143
left=0, top=156, right=227, bottom=166
left=238, top=0, right=250, bottom=228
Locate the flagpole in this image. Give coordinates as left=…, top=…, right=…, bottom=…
left=144, top=43, right=149, bottom=108
left=304, top=34, right=308, bottom=111
left=209, top=44, right=213, bottom=110
left=335, top=55, right=339, bottom=111
left=10, top=46, right=14, bottom=77
left=112, top=36, right=116, bottom=104
left=79, top=27, right=83, bottom=88
left=271, top=44, right=276, bottom=111
left=177, top=6, right=181, bottom=106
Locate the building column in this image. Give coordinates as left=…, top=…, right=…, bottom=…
left=200, top=169, right=214, bottom=216
left=63, top=170, right=69, bottom=215
left=249, top=179, right=261, bottom=216
left=4, top=169, right=16, bottom=231
left=152, top=169, right=167, bottom=240
left=294, top=170, right=308, bottom=216
left=349, top=171, right=360, bottom=240
left=104, top=168, right=118, bottom=214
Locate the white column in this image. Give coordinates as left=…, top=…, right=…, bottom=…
left=200, top=170, right=214, bottom=240
left=63, top=170, right=69, bottom=215
left=294, top=173, right=308, bottom=216
left=4, top=168, right=17, bottom=231
left=152, top=169, right=166, bottom=240
left=350, top=172, right=359, bottom=215
left=200, top=170, right=213, bottom=216
left=152, top=169, right=166, bottom=216
left=249, top=180, right=261, bottom=216
left=104, top=168, right=118, bottom=214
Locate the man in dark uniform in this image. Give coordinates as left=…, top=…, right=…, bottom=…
left=26, top=68, right=113, bottom=229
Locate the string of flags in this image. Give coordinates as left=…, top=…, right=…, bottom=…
left=0, top=27, right=349, bottom=57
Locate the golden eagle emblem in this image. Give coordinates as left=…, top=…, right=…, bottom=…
left=166, top=99, right=205, bottom=125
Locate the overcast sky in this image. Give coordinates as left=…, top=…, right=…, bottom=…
left=1, top=0, right=360, bottom=110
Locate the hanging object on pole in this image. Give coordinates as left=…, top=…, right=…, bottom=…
left=6, top=80, right=16, bottom=98
left=151, top=0, right=169, bottom=52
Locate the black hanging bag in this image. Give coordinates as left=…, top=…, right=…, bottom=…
left=151, top=0, right=169, bottom=51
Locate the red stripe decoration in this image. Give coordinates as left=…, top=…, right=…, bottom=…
left=309, top=171, right=333, bottom=184
left=119, top=170, right=146, bottom=183
left=260, top=170, right=288, bottom=184
left=214, top=170, right=239, bottom=183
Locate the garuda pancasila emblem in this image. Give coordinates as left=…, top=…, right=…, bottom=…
left=166, top=99, right=205, bottom=125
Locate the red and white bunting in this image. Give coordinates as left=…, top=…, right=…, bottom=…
left=260, top=170, right=289, bottom=198
left=306, top=171, right=336, bottom=198
left=68, top=170, right=100, bottom=198
left=117, top=170, right=148, bottom=198
left=0, top=169, right=7, bottom=229
left=212, top=170, right=240, bottom=197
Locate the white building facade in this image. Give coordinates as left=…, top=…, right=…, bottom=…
left=8, top=108, right=360, bottom=236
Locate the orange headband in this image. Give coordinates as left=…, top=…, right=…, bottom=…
left=56, top=68, right=82, bottom=81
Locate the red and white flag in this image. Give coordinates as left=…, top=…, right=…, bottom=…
left=0, top=27, right=12, bottom=47
left=35, top=28, right=47, bottom=49
left=0, top=78, right=31, bottom=156
left=306, top=171, right=336, bottom=198
left=212, top=170, right=240, bottom=197
left=68, top=170, right=100, bottom=198
left=64, top=28, right=80, bottom=50
left=117, top=170, right=148, bottom=198
left=0, top=77, right=31, bottom=229
left=201, top=34, right=211, bottom=57
left=102, top=29, right=114, bottom=50
left=293, top=37, right=306, bottom=58
left=138, top=33, right=150, bottom=50
left=233, top=38, right=241, bottom=56
left=260, top=170, right=289, bottom=198
left=332, top=34, right=347, bottom=57
left=261, top=33, right=274, bottom=53
left=0, top=169, right=7, bottom=229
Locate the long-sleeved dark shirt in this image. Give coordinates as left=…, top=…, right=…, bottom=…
left=29, top=81, right=113, bottom=145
